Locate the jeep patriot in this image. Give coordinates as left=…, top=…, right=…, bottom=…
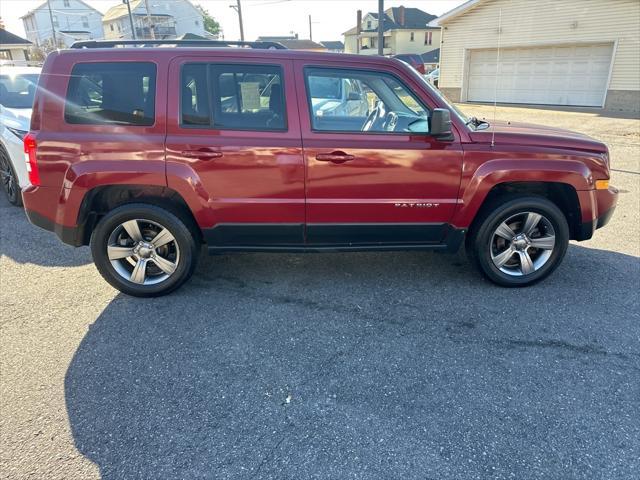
left=21, top=41, right=618, bottom=296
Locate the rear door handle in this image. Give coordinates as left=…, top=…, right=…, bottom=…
left=315, top=152, right=355, bottom=164
left=181, top=149, right=223, bottom=160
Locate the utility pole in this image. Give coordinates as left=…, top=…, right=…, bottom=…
left=143, top=0, right=156, bottom=39
left=308, top=15, right=312, bottom=41
left=230, top=0, right=245, bottom=41
left=123, top=0, right=137, bottom=39
left=46, top=0, right=57, bottom=47
left=377, top=0, right=384, bottom=55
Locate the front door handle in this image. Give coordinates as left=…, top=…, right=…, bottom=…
left=181, top=149, right=224, bottom=160
left=315, top=151, right=355, bottom=164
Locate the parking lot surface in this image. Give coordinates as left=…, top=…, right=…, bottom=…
left=1, top=105, right=639, bottom=479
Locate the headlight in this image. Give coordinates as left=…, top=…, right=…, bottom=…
left=6, top=126, right=28, bottom=140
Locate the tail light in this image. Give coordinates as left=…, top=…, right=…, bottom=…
left=23, top=133, right=40, bottom=186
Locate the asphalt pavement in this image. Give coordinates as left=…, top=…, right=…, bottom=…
left=1, top=105, right=639, bottom=479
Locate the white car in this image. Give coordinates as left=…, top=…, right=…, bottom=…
left=0, top=66, right=41, bottom=206
left=424, top=68, right=439, bottom=88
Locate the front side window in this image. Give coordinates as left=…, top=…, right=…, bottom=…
left=305, top=67, right=430, bottom=134
left=65, top=62, right=156, bottom=126
left=180, top=63, right=286, bottom=131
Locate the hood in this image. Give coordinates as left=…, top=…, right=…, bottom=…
left=470, top=120, right=607, bottom=153
left=0, top=105, right=32, bottom=131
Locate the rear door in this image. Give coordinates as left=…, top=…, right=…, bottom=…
left=294, top=60, right=463, bottom=247
left=166, top=56, right=305, bottom=249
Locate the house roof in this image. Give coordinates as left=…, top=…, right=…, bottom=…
left=344, top=6, right=439, bottom=35
left=320, top=41, right=344, bottom=50
left=0, top=28, right=32, bottom=46
left=103, top=0, right=144, bottom=22
left=428, top=0, right=485, bottom=26
left=276, top=39, right=326, bottom=50
left=421, top=48, right=440, bottom=63
left=21, top=0, right=103, bottom=19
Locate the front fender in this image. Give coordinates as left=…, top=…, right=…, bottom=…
left=451, top=158, right=594, bottom=227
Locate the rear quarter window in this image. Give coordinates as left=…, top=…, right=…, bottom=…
left=64, top=62, right=156, bottom=126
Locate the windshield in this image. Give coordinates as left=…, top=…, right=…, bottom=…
left=0, top=74, right=39, bottom=109
left=414, top=73, right=469, bottom=126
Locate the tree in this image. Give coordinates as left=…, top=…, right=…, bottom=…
left=196, top=5, right=221, bottom=35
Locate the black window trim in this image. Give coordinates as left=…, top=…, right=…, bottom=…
left=64, top=61, right=158, bottom=127
left=303, top=65, right=432, bottom=136
left=179, top=61, right=288, bottom=133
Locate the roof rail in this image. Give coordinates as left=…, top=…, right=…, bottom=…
left=70, top=39, right=287, bottom=50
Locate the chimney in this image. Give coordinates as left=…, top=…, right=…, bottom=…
left=398, top=6, right=405, bottom=26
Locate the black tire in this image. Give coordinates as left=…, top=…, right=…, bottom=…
left=467, top=196, right=569, bottom=287
left=0, top=147, right=23, bottom=206
left=90, top=203, right=200, bottom=297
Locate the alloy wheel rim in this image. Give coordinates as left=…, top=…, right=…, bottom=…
left=490, top=211, right=556, bottom=277
left=0, top=154, right=17, bottom=201
left=107, top=219, right=180, bottom=286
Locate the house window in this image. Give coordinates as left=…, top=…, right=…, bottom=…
left=370, top=37, right=377, bottom=48
left=425, top=31, right=432, bottom=45
left=367, top=20, right=372, bottom=29
left=195, top=20, right=199, bottom=26
left=81, top=16, right=89, bottom=28
left=410, top=32, right=414, bottom=41
left=383, top=37, right=390, bottom=48
left=63, top=0, right=70, bottom=6
left=52, top=15, right=59, bottom=28
left=110, top=24, right=114, bottom=32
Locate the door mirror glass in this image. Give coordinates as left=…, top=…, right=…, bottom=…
left=347, top=91, right=362, bottom=101
left=430, top=108, right=453, bottom=139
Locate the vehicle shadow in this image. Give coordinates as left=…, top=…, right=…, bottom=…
left=0, top=193, right=92, bottom=267
left=64, top=245, right=640, bottom=479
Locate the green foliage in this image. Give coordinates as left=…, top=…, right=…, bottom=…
left=196, top=5, right=221, bottom=35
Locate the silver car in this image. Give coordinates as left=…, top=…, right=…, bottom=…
left=0, top=65, right=41, bottom=206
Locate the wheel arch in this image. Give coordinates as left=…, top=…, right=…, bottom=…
left=465, top=181, right=583, bottom=241
left=76, top=184, right=202, bottom=246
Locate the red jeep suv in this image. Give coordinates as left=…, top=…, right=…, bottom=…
left=22, top=40, right=617, bottom=296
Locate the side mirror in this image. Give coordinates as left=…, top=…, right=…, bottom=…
left=430, top=108, right=453, bottom=140
left=347, top=92, right=362, bottom=101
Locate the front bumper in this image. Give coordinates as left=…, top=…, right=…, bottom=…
left=575, top=186, right=618, bottom=240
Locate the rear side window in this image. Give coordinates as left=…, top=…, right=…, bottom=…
left=180, top=63, right=286, bottom=131
left=65, top=62, right=156, bottom=126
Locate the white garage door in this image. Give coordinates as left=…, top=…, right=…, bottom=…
left=466, top=44, right=614, bottom=107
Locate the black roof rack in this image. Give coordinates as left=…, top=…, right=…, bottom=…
left=70, top=39, right=287, bottom=50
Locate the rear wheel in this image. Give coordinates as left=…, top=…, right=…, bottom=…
left=0, top=148, right=22, bottom=206
left=468, top=196, right=569, bottom=287
left=90, top=204, right=199, bottom=297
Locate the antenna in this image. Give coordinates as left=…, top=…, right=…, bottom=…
left=491, top=8, right=502, bottom=148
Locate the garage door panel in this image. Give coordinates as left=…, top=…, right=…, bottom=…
left=466, top=43, right=613, bottom=107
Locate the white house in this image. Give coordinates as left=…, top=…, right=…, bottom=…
left=0, top=29, right=32, bottom=61
left=21, top=0, right=103, bottom=48
left=343, top=6, right=440, bottom=57
left=430, top=0, right=640, bottom=112
left=102, top=0, right=205, bottom=40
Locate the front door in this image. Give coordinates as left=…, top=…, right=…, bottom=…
left=166, top=56, right=305, bottom=248
left=295, top=61, right=463, bottom=246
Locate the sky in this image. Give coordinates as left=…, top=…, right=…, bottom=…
left=0, top=0, right=465, bottom=42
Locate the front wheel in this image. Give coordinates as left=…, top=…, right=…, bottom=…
left=0, top=148, right=22, bottom=206
left=468, top=196, right=570, bottom=287
left=90, top=204, right=199, bottom=297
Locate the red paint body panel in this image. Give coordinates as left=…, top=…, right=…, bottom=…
left=22, top=47, right=617, bottom=247
left=165, top=56, right=304, bottom=229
